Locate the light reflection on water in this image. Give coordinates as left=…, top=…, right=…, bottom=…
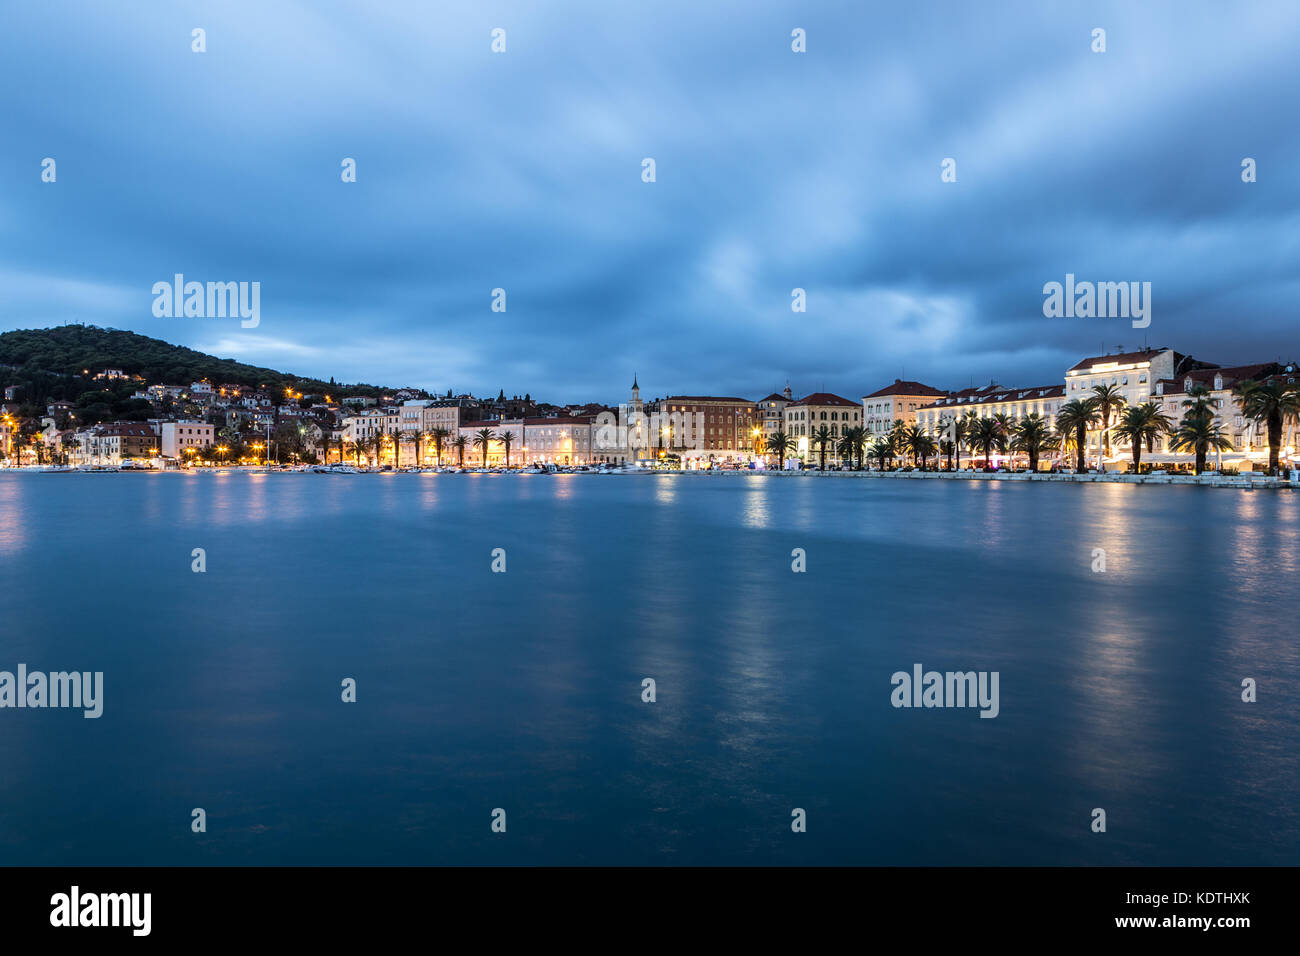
left=0, top=476, right=28, bottom=555
left=741, top=476, right=770, bottom=530
left=0, top=473, right=1296, bottom=865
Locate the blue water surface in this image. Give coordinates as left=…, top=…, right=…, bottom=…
left=0, top=472, right=1296, bottom=865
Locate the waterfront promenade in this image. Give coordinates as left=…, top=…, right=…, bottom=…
left=695, top=469, right=1298, bottom=489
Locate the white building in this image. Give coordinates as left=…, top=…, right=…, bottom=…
left=784, top=393, right=862, bottom=465
left=160, top=421, right=215, bottom=459
left=520, top=417, right=594, bottom=465
left=862, top=379, right=949, bottom=440
left=755, top=387, right=794, bottom=446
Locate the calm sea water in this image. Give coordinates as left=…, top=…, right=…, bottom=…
left=0, top=472, right=1297, bottom=866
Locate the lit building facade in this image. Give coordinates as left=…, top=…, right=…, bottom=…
left=521, top=417, right=595, bottom=465
left=77, top=423, right=160, bottom=465
left=160, top=421, right=215, bottom=459
left=916, top=383, right=1065, bottom=467
left=652, top=395, right=758, bottom=462
left=862, top=379, right=948, bottom=439
left=754, top=387, right=794, bottom=445
left=784, top=393, right=862, bottom=465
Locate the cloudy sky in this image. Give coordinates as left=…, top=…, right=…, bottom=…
left=2, top=1, right=1297, bottom=402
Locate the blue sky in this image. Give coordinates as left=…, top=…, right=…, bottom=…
left=2, top=1, right=1298, bottom=402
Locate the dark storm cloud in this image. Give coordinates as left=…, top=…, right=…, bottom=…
left=1, top=1, right=1297, bottom=402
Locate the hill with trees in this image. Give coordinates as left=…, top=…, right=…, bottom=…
left=0, top=324, right=408, bottom=422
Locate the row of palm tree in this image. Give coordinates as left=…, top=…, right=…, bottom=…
left=1055, top=385, right=1239, bottom=475
left=764, top=425, right=876, bottom=470
left=332, top=376, right=1300, bottom=474
left=1236, top=378, right=1300, bottom=474
left=333, top=426, right=524, bottom=469
left=763, top=382, right=1251, bottom=476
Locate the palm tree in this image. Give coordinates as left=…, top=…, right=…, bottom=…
left=936, top=430, right=954, bottom=470
left=835, top=431, right=853, bottom=467
left=498, top=430, right=515, bottom=468
left=1055, top=399, right=1100, bottom=472
left=908, top=429, right=937, bottom=469
left=393, top=431, right=411, bottom=468
left=1011, top=413, right=1054, bottom=472
left=836, top=427, right=859, bottom=469
left=897, top=425, right=920, bottom=466
left=344, top=438, right=362, bottom=465
left=409, top=430, right=421, bottom=467
left=1182, top=384, right=1215, bottom=421
left=429, top=427, right=451, bottom=467
left=1170, top=411, right=1233, bottom=475
left=1091, top=383, right=1127, bottom=467
left=765, top=430, right=797, bottom=469
left=886, top=419, right=906, bottom=460
left=962, top=420, right=981, bottom=468
left=812, top=425, right=833, bottom=470
left=1234, top=378, right=1300, bottom=475
left=451, top=434, right=469, bottom=467
left=869, top=437, right=892, bottom=471
left=961, top=412, right=979, bottom=469
left=473, top=428, right=496, bottom=467
left=969, top=417, right=1003, bottom=471
left=842, top=425, right=867, bottom=469
left=938, top=416, right=965, bottom=470
left=1113, top=403, right=1173, bottom=472
left=992, top=412, right=1016, bottom=468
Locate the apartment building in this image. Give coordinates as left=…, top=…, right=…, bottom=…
left=78, top=423, right=159, bottom=464
left=784, top=393, right=862, bottom=464
left=862, top=379, right=949, bottom=440
left=520, top=416, right=595, bottom=465
left=754, top=386, right=794, bottom=445
left=457, top=419, right=525, bottom=467
left=160, top=421, right=215, bottom=459
left=652, top=395, right=758, bottom=461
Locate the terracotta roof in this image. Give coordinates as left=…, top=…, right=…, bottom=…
left=659, top=396, right=754, bottom=405
left=862, top=379, right=948, bottom=399
left=96, top=423, right=157, bottom=437
left=755, top=393, right=789, bottom=404
left=927, top=384, right=1063, bottom=408
left=789, top=392, right=858, bottom=408
left=1156, top=363, right=1281, bottom=395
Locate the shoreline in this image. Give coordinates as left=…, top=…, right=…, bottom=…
left=691, top=469, right=1297, bottom=489
left=4, top=466, right=1294, bottom=489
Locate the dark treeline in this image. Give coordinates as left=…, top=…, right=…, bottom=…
left=0, top=325, right=408, bottom=423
